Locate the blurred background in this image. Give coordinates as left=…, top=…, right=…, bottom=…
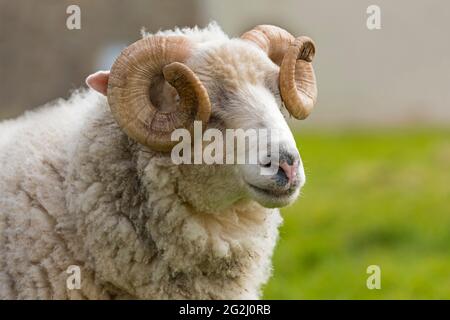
left=1, top=0, right=449, bottom=298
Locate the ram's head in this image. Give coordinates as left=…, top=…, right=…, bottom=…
left=86, top=25, right=317, bottom=209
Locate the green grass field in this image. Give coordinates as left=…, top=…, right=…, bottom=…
left=263, top=129, right=450, bottom=299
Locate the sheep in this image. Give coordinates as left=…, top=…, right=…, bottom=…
left=0, top=23, right=317, bottom=299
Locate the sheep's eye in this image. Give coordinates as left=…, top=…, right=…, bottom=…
left=270, top=89, right=283, bottom=110
left=280, top=101, right=292, bottom=119
left=264, top=70, right=280, bottom=93
left=273, top=90, right=281, bottom=100
left=264, top=79, right=282, bottom=108
left=208, top=113, right=225, bottom=128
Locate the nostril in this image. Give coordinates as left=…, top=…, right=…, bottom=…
left=276, top=166, right=289, bottom=186
left=279, top=161, right=299, bottom=185
left=283, top=153, right=295, bottom=166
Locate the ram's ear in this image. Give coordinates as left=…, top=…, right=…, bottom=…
left=86, top=71, right=110, bottom=96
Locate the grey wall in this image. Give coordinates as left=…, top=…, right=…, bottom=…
left=0, top=0, right=203, bottom=119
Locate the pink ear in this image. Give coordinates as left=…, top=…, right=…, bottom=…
left=86, top=71, right=110, bottom=96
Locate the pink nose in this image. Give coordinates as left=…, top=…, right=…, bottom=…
left=279, top=160, right=299, bottom=184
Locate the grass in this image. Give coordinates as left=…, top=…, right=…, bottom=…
left=263, top=128, right=450, bottom=299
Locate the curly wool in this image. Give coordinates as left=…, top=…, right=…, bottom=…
left=0, top=89, right=282, bottom=299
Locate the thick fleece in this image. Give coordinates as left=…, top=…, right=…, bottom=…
left=0, top=89, right=282, bottom=299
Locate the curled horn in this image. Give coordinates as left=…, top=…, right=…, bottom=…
left=241, top=25, right=317, bottom=119
left=107, top=36, right=211, bottom=151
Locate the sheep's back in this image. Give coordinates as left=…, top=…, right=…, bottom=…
left=0, top=89, right=104, bottom=299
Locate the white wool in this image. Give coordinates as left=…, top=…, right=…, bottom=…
left=142, top=21, right=229, bottom=44
left=0, top=24, right=287, bottom=300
